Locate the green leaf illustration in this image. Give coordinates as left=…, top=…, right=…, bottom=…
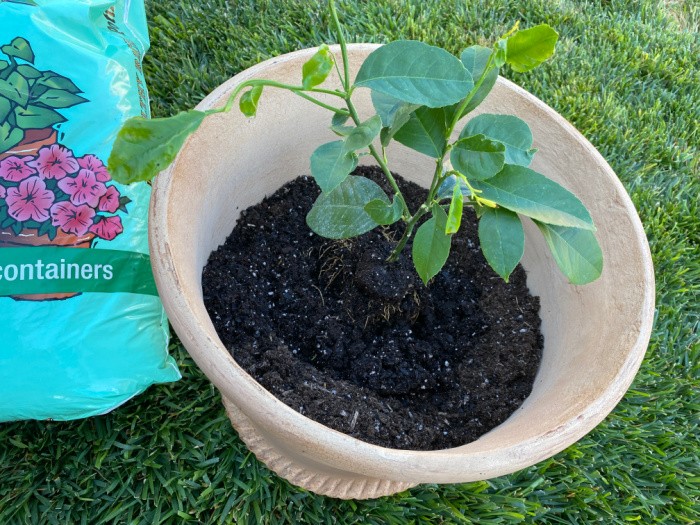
left=1, top=37, right=34, bottom=63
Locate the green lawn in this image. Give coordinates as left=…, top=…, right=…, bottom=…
left=1, top=0, right=698, bottom=523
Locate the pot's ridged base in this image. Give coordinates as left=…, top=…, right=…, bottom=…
left=222, top=396, right=417, bottom=499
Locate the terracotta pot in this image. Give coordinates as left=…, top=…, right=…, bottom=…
left=0, top=128, right=57, bottom=160
left=149, top=45, right=655, bottom=499
left=0, top=227, right=94, bottom=300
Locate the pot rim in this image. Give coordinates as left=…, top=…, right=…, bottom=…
left=150, top=44, right=655, bottom=483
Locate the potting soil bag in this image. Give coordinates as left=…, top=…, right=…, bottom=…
left=0, top=0, right=180, bottom=422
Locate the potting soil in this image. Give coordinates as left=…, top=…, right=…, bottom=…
left=203, top=167, right=542, bottom=450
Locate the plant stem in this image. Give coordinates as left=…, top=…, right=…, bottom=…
left=329, top=0, right=350, bottom=91
left=385, top=53, right=499, bottom=263
left=219, top=79, right=347, bottom=115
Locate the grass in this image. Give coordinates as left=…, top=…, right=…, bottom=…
left=1, top=0, right=698, bottom=523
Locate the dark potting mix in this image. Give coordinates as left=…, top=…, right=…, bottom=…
left=202, top=166, right=542, bottom=451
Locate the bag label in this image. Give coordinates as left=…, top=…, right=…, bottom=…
left=0, top=247, right=157, bottom=296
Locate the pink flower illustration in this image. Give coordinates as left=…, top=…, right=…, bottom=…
left=78, top=154, right=111, bottom=182
left=28, top=145, right=79, bottom=180
left=0, top=185, right=5, bottom=199
left=5, top=177, right=55, bottom=222
left=58, top=169, right=107, bottom=207
left=50, top=201, right=95, bottom=236
left=97, top=185, right=121, bottom=213
left=90, top=215, right=123, bottom=240
left=0, top=155, right=37, bottom=182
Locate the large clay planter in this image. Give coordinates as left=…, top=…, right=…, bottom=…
left=150, top=45, right=655, bottom=499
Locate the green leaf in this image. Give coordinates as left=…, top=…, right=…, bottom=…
left=0, top=72, right=29, bottom=106
left=1, top=37, right=34, bottom=63
left=470, top=164, right=595, bottom=230
left=494, top=39, right=508, bottom=67
left=0, top=121, right=23, bottom=152
left=462, top=113, right=535, bottom=166
left=14, top=104, right=65, bottom=129
left=16, top=64, right=41, bottom=79
left=394, top=106, right=447, bottom=158
left=457, top=45, right=499, bottom=116
left=371, top=91, right=419, bottom=128
left=445, top=183, right=463, bottom=234
left=330, top=112, right=354, bottom=136
left=355, top=41, right=473, bottom=108
left=310, top=140, right=358, bottom=193
left=342, top=115, right=382, bottom=154
left=506, top=24, right=558, bottom=73
left=108, top=110, right=207, bottom=184
left=535, top=221, right=603, bottom=285
left=306, top=175, right=386, bottom=239
left=478, top=207, right=524, bottom=281
left=11, top=220, right=23, bottom=235
left=302, top=44, right=334, bottom=89
left=1, top=214, right=15, bottom=229
left=239, top=85, right=263, bottom=117
left=450, top=134, right=506, bottom=180
left=412, top=204, right=451, bottom=285
left=364, top=194, right=404, bottom=226
left=35, top=88, right=88, bottom=109
left=0, top=97, right=11, bottom=122
left=36, top=72, right=82, bottom=94
left=38, top=220, right=52, bottom=237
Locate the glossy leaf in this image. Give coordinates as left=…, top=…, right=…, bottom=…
left=506, top=24, right=558, bottom=73
left=330, top=112, right=354, bottom=136
left=412, top=204, right=451, bottom=285
left=108, top=110, right=207, bottom=184
left=470, top=164, right=595, bottom=230
left=1, top=37, right=34, bottom=63
left=310, top=140, right=358, bottom=193
left=342, top=115, right=382, bottom=154
left=0, top=72, right=29, bottom=106
left=239, top=85, right=263, bottom=117
left=306, top=175, right=387, bottom=239
left=355, top=41, right=473, bottom=108
left=445, top=184, right=463, bottom=234
left=394, top=106, right=447, bottom=158
left=14, top=104, right=65, bottom=129
left=437, top=173, right=468, bottom=201
left=536, top=221, right=603, bottom=284
left=450, top=134, right=505, bottom=180
left=364, top=194, right=404, bottom=225
left=478, top=207, right=524, bottom=281
left=462, top=113, right=535, bottom=166
left=302, top=44, right=334, bottom=89
left=35, top=88, right=87, bottom=109
left=457, top=45, right=499, bottom=116
left=371, top=91, right=418, bottom=146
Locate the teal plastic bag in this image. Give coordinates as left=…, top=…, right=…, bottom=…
left=0, top=0, right=180, bottom=421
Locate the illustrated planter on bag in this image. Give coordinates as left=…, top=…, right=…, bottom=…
left=109, top=3, right=654, bottom=499
left=0, top=37, right=129, bottom=300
